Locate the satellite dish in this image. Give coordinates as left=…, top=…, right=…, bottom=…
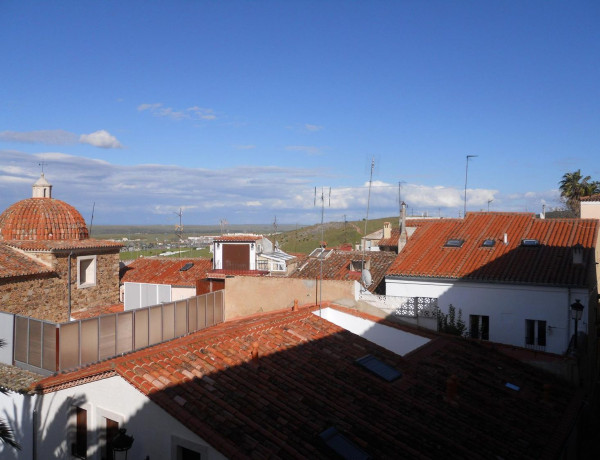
left=361, top=268, right=372, bottom=287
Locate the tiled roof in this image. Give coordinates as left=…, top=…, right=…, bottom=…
left=0, top=197, right=88, bottom=240
left=0, top=362, right=43, bottom=392
left=580, top=194, right=600, bottom=202
left=35, top=306, right=579, bottom=459
left=120, top=258, right=212, bottom=286
left=0, top=243, right=55, bottom=279
left=288, top=250, right=397, bottom=292
left=5, top=238, right=123, bottom=251
left=206, top=268, right=269, bottom=278
left=377, top=220, right=436, bottom=249
left=213, top=235, right=262, bottom=242
left=71, top=303, right=124, bottom=320
left=387, top=212, right=598, bottom=286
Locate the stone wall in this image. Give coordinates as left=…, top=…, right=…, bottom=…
left=0, top=249, right=122, bottom=323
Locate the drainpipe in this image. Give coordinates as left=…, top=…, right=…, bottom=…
left=67, top=251, right=74, bottom=321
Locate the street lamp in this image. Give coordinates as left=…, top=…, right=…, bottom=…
left=570, top=299, right=584, bottom=349
left=464, top=155, right=478, bottom=217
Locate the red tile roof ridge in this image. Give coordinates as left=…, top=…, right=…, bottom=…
left=34, top=368, right=117, bottom=394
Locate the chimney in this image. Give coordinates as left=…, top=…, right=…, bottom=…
left=503, top=233, right=508, bottom=245
left=251, top=342, right=259, bottom=364
left=398, top=202, right=408, bottom=253
left=293, top=299, right=299, bottom=311
left=541, top=204, right=546, bottom=219
left=383, top=222, right=391, bottom=239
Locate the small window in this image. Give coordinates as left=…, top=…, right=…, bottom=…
left=77, top=255, right=97, bottom=288
left=177, top=446, right=202, bottom=460
left=525, top=319, right=546, bottom=348
left=72, top=407, right=87, bottom=459
left=444, top=239, right=464, bottom=248
left=521, top=239, right=540, bottom=247
left=482, top=239, right=495, bottom=247
left=180, top=263, right=194, bottom=272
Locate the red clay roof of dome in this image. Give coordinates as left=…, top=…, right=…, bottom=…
left=0, top=197, right=89, bottom=241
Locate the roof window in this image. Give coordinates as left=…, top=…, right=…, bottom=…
left=521, top=239, right=540, bottom=247
left=444, top=239, right=464, bottom=248
left=180, top=263, right=194, bottom=271
left=356, top=354, right=402, bottom=382
left=482, top=239, right=495, bottom=247
left=319, top=426, right=371, bottom=460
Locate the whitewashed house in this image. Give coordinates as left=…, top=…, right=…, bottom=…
left=385, top=212, right=598, bottom=356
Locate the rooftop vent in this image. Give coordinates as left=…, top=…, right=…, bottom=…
left=356, top=354, right=402, bottom=382
left=180, top=263, right=194, bottom=271
left=444, top=239, right=464, bottom=248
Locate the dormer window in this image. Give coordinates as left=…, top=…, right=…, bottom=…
left=444, top=239, right=464, bottom=248
left=350, top=260, right=369, bottom=272
left=482, top=239, right=495, bottom=247
left=521, top=239, right=540, bottom=247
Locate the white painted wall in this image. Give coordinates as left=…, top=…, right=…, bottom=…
left=171, top=286, right=196, bottom=301
left=0, top=311, right=14, bottom=365
left=0, top=391, right=36, bottom=460
left=315, top=307, right=430, bottom=356
left=124, top=282, right=171, bottom=310
left=37, top=376, right=227, bottom=460
left=386, top=278, right=588, bottom=354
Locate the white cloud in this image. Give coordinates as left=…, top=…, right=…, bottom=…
left=79, top=130, right=123, bottom=149
left=285, top=145, right=321, bottom=155
left=305, top=124, right=323, bottom=132
left=0, top=129, right=78, bottom=145
left=137, top=102, right=217, bottom=121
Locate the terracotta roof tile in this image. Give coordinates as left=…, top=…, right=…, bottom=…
left=0, top=197, right=89, bottom=240
left=288, top=250, right=396, bottom=292
left=387, top=212, right=598, bottom=286
left=35, top=306, right=579, bottom=459
left=0, top=243, right=55, bottom=279
left=120, top=258, right=212, bottom=286
left=580, top=194, right=600, bottom=202
left=213, top=235, right=262, bottom=242
left=5, top=238, right=123, bottom=251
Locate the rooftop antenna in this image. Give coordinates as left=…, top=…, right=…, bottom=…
left=89, top=202, right=95, bottom=236
left=38, top=161, right=48, bottom=174
left=314, top=186, right=331, bottom=315
left=464, top=155, right=478, bottom=217
left=361, top=158, right=375, bottom=289
left=487, top=199, right=493, bottom=212
left=219, top=218, right=228, bottom=235
left=174, top=208, right=184, bottom=258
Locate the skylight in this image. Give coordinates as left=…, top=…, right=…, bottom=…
left=356, top=354, right=402, bottom=382
left=444, top=239, right=464, bottom=248
left=521, top=239, right=540, bottom=247
left=319, top=427, right=371, bottom=460
left=482, top=239, right=495, bottom=247
left=180, top=263, right=194, bottom=271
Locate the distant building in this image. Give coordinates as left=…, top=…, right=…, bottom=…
left=0, top=174, right=122, bottom=322
left=580, top=194, right=600, bottom=219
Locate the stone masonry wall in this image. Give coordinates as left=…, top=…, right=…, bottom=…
left=0, top=250, right=121, bottom=323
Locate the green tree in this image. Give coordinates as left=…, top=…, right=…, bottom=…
left=559, top=170, right=599, bottom=216
left=0, top=340, right=20, bottom=451
left=436, top=305, right=466, bottom=336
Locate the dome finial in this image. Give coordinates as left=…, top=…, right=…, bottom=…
left=32, top=173, right=52, bottom=198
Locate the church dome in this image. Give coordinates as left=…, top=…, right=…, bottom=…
left=0, top=174, right=89, bottom=241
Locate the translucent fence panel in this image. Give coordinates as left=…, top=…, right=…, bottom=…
left=134, top=308, right=149, bottom=349
left=14, top=316, right=29, bottom=363
left=206, top=292, right=215, bottom=326
left=162, top=302, right=175, bottom=341
left=149, top=306, right=163, bottom=345
left=42, top=325, right=56, bottom=372
left=27, top=320, right=42, bottom=368
left=60, top=322, right=80, bottom=371
left=116, top=312, right=134, bottom=355
left=81, top=319, right=99, bottom=365
left=175, top=300, right=187, bottom=337
left=214, top=290, right=224, bottom=323
left=188, top=297, right=198, bottom=333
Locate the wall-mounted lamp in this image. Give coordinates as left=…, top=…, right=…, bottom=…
left=570, top=299, right=584, bottom=349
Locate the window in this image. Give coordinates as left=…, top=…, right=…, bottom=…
left=521, top=239, right=540, bottom=247
left=469, top=315, right=489, bottom=340
left=356, top=354, right=402, bottom=382
left=482, top=239, right=495, bottom=247
left=177, top=446, right=202, bottom=460
left=77, top=255, right=97, bottom=288
left=101, top=418, right=119, bottom=460
left=172, top=436, right=208, bottom=460
left=72, top=407, right=87, bottom=459
left=444, top=239, right=464, bottom=248
left=525, top=319, right=547, bottom=348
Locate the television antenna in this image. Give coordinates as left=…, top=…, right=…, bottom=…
left=174, top=208, right=184, bottom=258
left=361, top=158, right=375, bottom=289
left=314, top=186, right=331, bottom=314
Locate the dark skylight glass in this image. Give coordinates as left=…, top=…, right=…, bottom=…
left=521, top=239, right=540, bottom=247
left=320, top=426, right=371, bottom=460
left=444, top=239, right=464, bottom=248
left=482, top=239, right=495, bottom=247
left=180, top=263, right=194, bottom=271
left=356, top=354, right=402, bottom=382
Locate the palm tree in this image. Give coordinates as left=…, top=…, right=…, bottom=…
left=0, top=339, right=20, bottom=451
left=559, top=170, right=597, bottom=216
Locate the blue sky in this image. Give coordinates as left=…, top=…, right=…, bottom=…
left=1, top=1, right=598, bottom=226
